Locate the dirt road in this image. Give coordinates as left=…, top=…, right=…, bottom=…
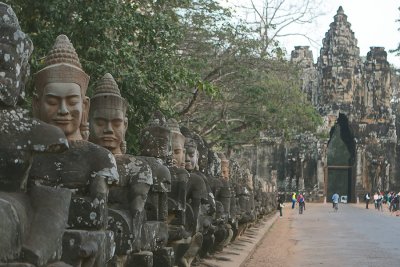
left=243, top=204, right=297, bottom=267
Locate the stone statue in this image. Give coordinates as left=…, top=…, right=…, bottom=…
left=166, top=119, right=189, bottom=230
left=138, top=111, right=174, bottom=266
left=29, top=34, right=119, bottom=266
left=229, top=160, right=253, bottom=238
left=0, top=3, right=72, bottom=266
left=181, top=128, right=213, bottom=266
left=242, top=168, right=256, bottom=222
left=216, top=152, right=235, bottom=249
left=189, top=133, right=217, bottom=260
left=164, top=119, right=193, bottom=267
left=206, top=151, right=230, bottom=253
left=89, top=73, right=153, bottom=266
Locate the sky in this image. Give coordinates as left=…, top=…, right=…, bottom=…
left=220, top=0, right=400, bottom=67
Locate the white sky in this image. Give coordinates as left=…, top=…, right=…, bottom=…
left=220, top=0, right=400, bottom=68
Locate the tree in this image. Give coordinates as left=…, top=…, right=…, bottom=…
left=8, top=0, right=322, bottom=154
left=5, top=0, right=189, bottom=153
left=164, top=0, right=322, bottom=152
left=232, top=0, right=325, bottom=56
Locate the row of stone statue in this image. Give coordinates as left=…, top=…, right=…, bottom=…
left=0, top=3, right=276, bottom=267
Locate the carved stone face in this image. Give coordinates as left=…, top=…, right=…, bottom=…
left=173, top=146, right=185, bottom=168
left=171, top=133, right=185, bottom=168
left=0, top=28, right=32, bottom=107
left=221, top=161, right=229, bottom=181
left=90, top=108, right=126, bottom=155
left=185, top=146, right=199, bottom=171
left=245, top=169, right=254, bottom=190
left=35, top=82, right=88, bottom=141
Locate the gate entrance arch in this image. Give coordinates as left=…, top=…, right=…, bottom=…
left=326, top=114, right=356, bottom=202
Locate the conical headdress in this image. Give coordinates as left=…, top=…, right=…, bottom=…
left=34, top=35, right=89, bottom=95
left=91, top=73, right=127, bottom=113
left=167, top=118, right=185, bottom=148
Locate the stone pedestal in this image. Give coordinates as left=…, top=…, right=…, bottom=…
left=128, top=251, right=153, bottom=267
left=61, top=230, right=115, bottom=266
left=153, top=247, right=174, bottom=267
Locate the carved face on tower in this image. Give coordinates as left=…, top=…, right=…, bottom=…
left=167, top=119, right=186, bottom=168
left=89, top=73, right=128, bottom=155
left=0, top=3, right=33, bottom=107
left=33, top=35, right=90, bottom=141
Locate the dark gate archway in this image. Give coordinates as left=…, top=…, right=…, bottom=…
left=326, top=114, right=356, bottom=202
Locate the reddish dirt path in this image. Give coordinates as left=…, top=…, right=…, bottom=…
left=243, top=204, right=296, bottom=267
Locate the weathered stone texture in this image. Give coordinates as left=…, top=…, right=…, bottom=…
left=260, top=6, right=400, bottom=201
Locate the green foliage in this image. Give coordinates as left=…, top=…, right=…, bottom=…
left=7, top=0, right=322, bottom=153
left=6, top=0, right=188, bottom=153
left=164, top=0, right=322, bottom=149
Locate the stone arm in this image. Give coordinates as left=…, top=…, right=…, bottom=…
left=186, top=173, right=208, bottom=233
left=29, top=118, right=69, bottom=153
left=68, top=149, right=119, bottom=230
left=90, top=150, right=119, bottom=199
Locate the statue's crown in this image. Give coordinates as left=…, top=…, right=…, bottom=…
left=93, top=73, right=121, bottom=96
left=167, top=118, right=181, bottom=133
left=44, top=35, right=82, bottom=68
left=91, top=73, right=127, bottom=112
left=184, top=137, right=197, bottom=149
left=35, top=34, right=89, bottom=95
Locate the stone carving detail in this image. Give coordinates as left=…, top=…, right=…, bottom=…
left=0, top=3, right=71, bottom=266
left=30, top=34, right=119, bottom=266
left=89, top=73, right=154, bottom=266
left=283, top=6, right=399, bottom=200
left=1, top=3, right=276, bottom=265
left=138, top=111, right=174, bottom=266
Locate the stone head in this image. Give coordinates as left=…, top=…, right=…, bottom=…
left=180, top=126, right=201, bottom=172
left=184, top=137, right=199, bottom=171
left=166, top=118, right=185, bottom=168
left=33, top=35, right=90, bottom=141
left=218, top=153, right=229, bottom=181
left=244, top=168, right=254, bottom=191
left=0, top=2, right=33, bottom=107
left=207, top=150, right=221, bottom=177
left=229, top=159, right=242, bottom=184
left=192, top=133, right=209, bottom=174
left=89, top=73, right=128, bottom=155
left=139, top=111, right=171, bottom=161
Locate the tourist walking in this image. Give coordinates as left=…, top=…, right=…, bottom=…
left=365, top=192, right=371, bottom=209
left=277, top=199, right=285, bottom=217
left=373, top=192, right=378, bottom=209
left=297, top=193, right=305, bottom=214
left=291, top=192, right=297, bottom=209
left=332, top=192, right=339, bottom=212
left=377, top=192, right=383, bottom=211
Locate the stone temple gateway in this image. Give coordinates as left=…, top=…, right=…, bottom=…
left=256, top=6, right=400, bottom=202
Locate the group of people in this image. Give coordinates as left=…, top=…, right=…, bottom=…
left=277, top=192, right=306, bottom=217
left=365, top=191, right=400, bottom=214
